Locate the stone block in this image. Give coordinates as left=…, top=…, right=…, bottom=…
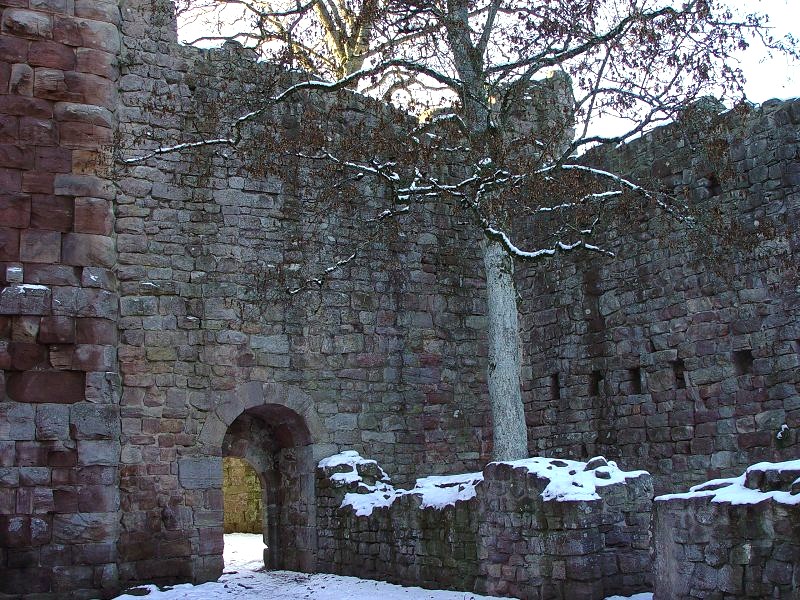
left=0, top=94, right=53, bottom=118
left=39, top=315, right=75, bottom=344
left=25, top=264, right=80, bottom=286
left=35, top=403, right=70, bottom=440
left=75, top=317, right=116, bottom=344
left=2, top=9, right=53, bottom=40
left=75, top=48, right=117, bottom=79
left=76, top=440, right=119, bottom=466
left=36, top=146, right=72, bottom=173
left=54, top=174, right=113, bottom=200
left=52, top=16, right=120, bottom=53
left=70, top=404, right=119, bottom=440
left=52, top=512, right=118, bottom=544
left=9, top=63, right=33, bottom=95
left=30, top=194, right=74, bottom=231
left=55, top=102, right=113, bottom=128
left=0, top=143, right=34, bottom=169
left=5, top=370, right=86, bottom=404
left=19, top=229, right=62, bottom=263
left=8, top=341, right=48, bottom=370
left=75, top=0, right=121, bottom=24
left=178, top=457, right=223, bottom=489
left=0, top=34, right=29, bottom=62
left=0, top=194, right=31, bottom=228
left=0, top=402, right=35, bottom=440
left=29, top=40, right=76, bottom=70
left=0, top=283, right=51, bottom=315
left=61, top=232, right=116, bottom=267
left=0, top=227, right=20, bottom=261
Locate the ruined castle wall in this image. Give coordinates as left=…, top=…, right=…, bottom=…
left=112, top=0, right=491, bottom=586
left=0, top=0, right=122, bottom=597
left=516, top=100, right=800, bottom=494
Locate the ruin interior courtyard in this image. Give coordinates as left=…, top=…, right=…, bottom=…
left=0, top=1, right=799, bottom=598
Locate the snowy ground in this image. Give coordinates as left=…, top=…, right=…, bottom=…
left=111, top=533, right=653, bottom=600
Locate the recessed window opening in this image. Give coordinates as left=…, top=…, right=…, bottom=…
left=707, top=173, right=722, bottom=197
left=550, top=373, right=561, bottom=401
left=628, top=367, right=643, bottom=394
left=672, top=359, right=686, bottom=390
left=590, top=370, right=604, bottom=396
left=733, top=349, right=754, bottom=376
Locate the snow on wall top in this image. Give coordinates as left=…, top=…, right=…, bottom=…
left=495, top=455, right=649, bottom=502
left=319, top=451, right=648, bottom=516
left=655, top=459, right=800, bottom=506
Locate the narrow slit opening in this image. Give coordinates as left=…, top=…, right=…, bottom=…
left=589, top=371, right=604, bottom=396
left=550, top=373, right=561, bottom=401
left=733, top=349, right=754, bottom=376
left=628, top=367, right=643, bottom=394
left=672, top=359, right=686, bottom=390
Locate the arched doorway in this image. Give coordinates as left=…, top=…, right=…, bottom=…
left=222, top=404, right=315, bottom=571
left=196, top=383, right=325, bottom=575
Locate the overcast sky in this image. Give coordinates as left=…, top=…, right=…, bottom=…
left=737, top=0, right=798, bottom=102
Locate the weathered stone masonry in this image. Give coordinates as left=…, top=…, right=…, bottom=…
left=0, top=0, right=799, bottom=598
left=1, top=0, right=121, bottom=597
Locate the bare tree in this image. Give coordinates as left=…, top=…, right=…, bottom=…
left=133, top=0, right=796, bottom=460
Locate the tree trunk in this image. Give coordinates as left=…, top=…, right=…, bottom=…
left=482, top=236, right=528, bottom=461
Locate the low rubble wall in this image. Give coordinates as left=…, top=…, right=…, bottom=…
left=316, top=451, right=653, bottom=600
left=654, top=459, right=800, bottom=599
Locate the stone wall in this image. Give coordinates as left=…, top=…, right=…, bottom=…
left=0, top=0, right=122, bottom=597
left=222, top=457, right=261, bottom=534
left=653, top=460, right=800, bottom=598
left=516, top=100, right=800, bottom=494
left=317, top=451, right=653, bottom=600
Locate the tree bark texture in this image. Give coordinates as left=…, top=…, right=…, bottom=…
left=482, top=236, right=528, bottom=461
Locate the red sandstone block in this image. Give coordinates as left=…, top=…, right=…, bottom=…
left=20, top=229, right=61, bottom=263
left=77, top=485, right=117, bottom=512
left=0, top=227, right=20, bottom=261
left=30, top=194, right=73, bottom=231
left=0, top=194, right=31, bottom=228
left=72, top=344, right=114, bottom=371
left=0, top=61, right=8, bottom=91
left=35, top=145, right=72, bottom=173
left=54, top=173, right=113, bottom=199
left=55, top=102, right=113, bottom=127
left=33, top=67, right=82, bottom=102
left=9, top=62, right=33, bottom=95
left=24, top=264, right=80, bottom=286
left=59, top=121, right=112, bottom=150
left=52, top=16, right=120, bottom=53
left=62, top=71, right=115, bottom=110
left=0, top=167, right=22, bottom=192
left=61, top=232, right=115, bottom=267
left=74, top=197, right=112, bottom=235
left=0, top=35, right=28, bottom=63
left=30, top=0, right=69, bottom=13
left=29, top=40, right=76, bottom=70
left=75, top=48, right=116, bottom=79
left=39, top=316, right=75, bottom=343
left=19, top=117, right=58, bottom=146
left=22, top=171, right=56, bottom=194
left=52, top=488, right=78, bottom=513
left=75, top=319, right=118, bottom=346
left=2, top=9, right=53, bottom=40
left=48, top=344, right=74, bottom=369
left=47, top=447, right=76, bottom=466
left=0, top=94, right=53, bottom=118
left=75, top=0, right=120, bottom=25
left=0, top=143, right=34, bottom=169
left=0, top=115, right=19, bottom=143
left=5, top=370, right=86, bottom=403
left=8, top=341, right=48, bottom=370
left=15, top=442, right=49, bottom=466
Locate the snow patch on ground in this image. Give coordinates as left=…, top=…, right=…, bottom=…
left=112, top=533, right=650, bottom=599
left=655, top=459, right=800, bottom=505
left=111, top=533, right=503, bottom=599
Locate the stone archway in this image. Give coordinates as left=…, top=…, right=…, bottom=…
left=195, top=383, right=329, bottom=573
